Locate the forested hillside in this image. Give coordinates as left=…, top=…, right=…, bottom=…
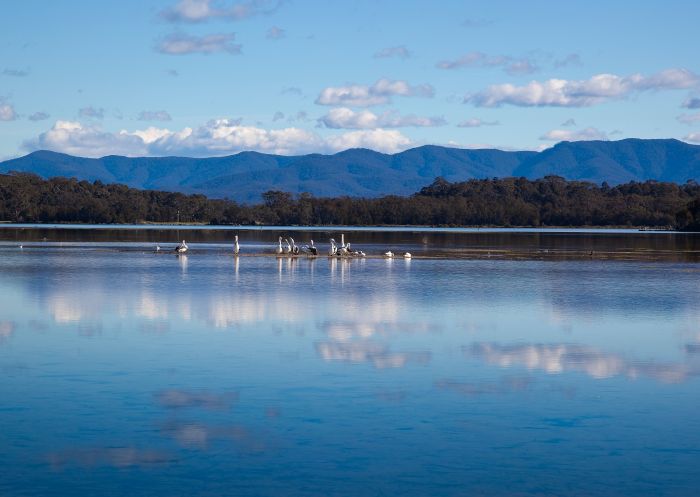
left=1, top=172, right=699, bottom=229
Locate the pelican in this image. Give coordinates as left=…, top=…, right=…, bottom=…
left=328, top=238, right=338, bottom=256
left=347, top=243, right=366, bottom=258
left=155, top=244, right=161, bottom=252
left=338, top=234, right=348, bottom=256
left=306, top=239, right=318, bottom=256
left=284, top=238, right=292, bottom=255
left=403, top=252, right=412, bottom=259
left=175, top=240, right=188, bottom=253
left=289, top=237, right=300, bottom=255
left=384, top=251, right=394, bottom=258
left=275, top=236, right=284, bottom=255
left=233, top=235, right=240, bottom=255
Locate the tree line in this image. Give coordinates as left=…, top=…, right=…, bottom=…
left=1, top=171, right=699, bottom=229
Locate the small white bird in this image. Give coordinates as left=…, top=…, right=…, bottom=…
left=175, top=240, right=188, bottom=253
left=384, top=251, right=394, bottom=258
left=275, top=236, right=284, bottom=255
left=403, top=252, right=412, bottom=259
left=155, top=244, right=161, bottom=252
left=233, top=235, right=240, bottom=255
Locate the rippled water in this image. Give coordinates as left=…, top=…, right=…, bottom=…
left=1, top=230, right=700, bottom=496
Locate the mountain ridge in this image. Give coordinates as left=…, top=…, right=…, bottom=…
left=2, top=138, right=699, bottom=202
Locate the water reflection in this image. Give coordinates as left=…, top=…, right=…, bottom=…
left=0, top=321, right=15, bottom=343
left=154, top=389, right=238, bottom=410
left=159, top=421, right=267, bottom=452
left=1, top=245, right=700, bottom=496
left=435, top=376, right=534, bottom=396
left=465, top=342, right=697, bottom=383
left=315, top=341, right=431, bottom=369
left=48, top=447, right=175, bottom=470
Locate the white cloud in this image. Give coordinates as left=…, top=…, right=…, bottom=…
left=25, top=119, right=414, bottom=157
left=456, top=118, right=499, bottom=128
left=324, top=129, right=413, bottom=153
left=156, top=32, right=241, bottom=55
left=162, top=0, right=282, bottom=23
left=0, top=101, right=17, bottom=121
left=437, top=51, right=538, bottom=75
left=685, top=132, right=700, bottom=144
left=374, top=45, right=412, bottom=59
left=266, top=26, right=285, bottom=39
left=315, top=79, right=434, bottom=107
left=319, top=107, right=445, bottom=129
left=138, top=110, right=173, bottom=121
left=78, top=106, right=105, bottom=119
left=540, top=127, right=608, bottom=141
left=26, top=121, right=148, bottom=156
left=467, top=68, right=699, bottom=107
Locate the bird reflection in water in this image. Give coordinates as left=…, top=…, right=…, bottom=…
left=177, top=254, right=188, bottom=275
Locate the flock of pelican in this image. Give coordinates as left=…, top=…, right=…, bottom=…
left=169, top=233, right=412, bottom=258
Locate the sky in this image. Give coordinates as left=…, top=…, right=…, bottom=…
left=1, top=0, right=700, bottom=159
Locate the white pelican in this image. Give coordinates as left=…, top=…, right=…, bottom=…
left=384, top=251, right=394, bottom=258
left=328, top=238, right=338, bottom=256
left=289, top=237, right=300, bottom=255
left=284, top=238, right=292, bottom=255
left=403, top=252, right=412, bottom=259
left=175, top=240, right=188, bottom=253
left=275, top=236, right=283, bottom=255
left=308, top=240, right=318, bottom=256
left=155, top=244, right=161, bottom=252
left=338, top=234, right=348, bottom=256
left=233, top=235, right=240, bottom=255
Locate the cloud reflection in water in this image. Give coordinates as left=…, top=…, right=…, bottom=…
left=465, top=342, right=695, bottom=383
left=316, top=341, right=431, bottom=369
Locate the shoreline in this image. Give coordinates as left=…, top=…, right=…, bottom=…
left=0, top=222, right=686, bottom=234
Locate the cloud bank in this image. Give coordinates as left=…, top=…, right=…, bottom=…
left=25, top=119, right=414, bottom=157
left=156, top=32, right=241, bottom=55
left=466, top=68, right=699, bottom=107
left=316, top=79, right=434, bottom=107
left=162, top=0, right=282, bottom=23
left=540, top=127, right=608, bottom=141
left=318, top=107, right=445, bottom=129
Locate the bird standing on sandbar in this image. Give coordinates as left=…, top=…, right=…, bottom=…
left=175, top=240, right=188, bottom=253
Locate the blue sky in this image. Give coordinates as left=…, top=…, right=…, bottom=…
left=1, top=0, right=699, bottom=159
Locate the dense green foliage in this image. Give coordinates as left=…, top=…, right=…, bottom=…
left=2, top=172, right=700, bottom=229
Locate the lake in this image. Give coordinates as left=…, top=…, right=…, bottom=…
left=1, top=226, right=699, bottom=496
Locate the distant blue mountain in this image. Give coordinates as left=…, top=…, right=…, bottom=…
left=2, top=139, right=699, bottom=202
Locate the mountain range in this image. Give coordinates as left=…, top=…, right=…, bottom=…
left=2, top=138, right=699, bottom=202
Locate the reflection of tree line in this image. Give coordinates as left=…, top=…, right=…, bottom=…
left=3, top=172, right=700, bottom=228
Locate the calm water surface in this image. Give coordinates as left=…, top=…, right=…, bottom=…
left=1, top=229, right=699, bottom=496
